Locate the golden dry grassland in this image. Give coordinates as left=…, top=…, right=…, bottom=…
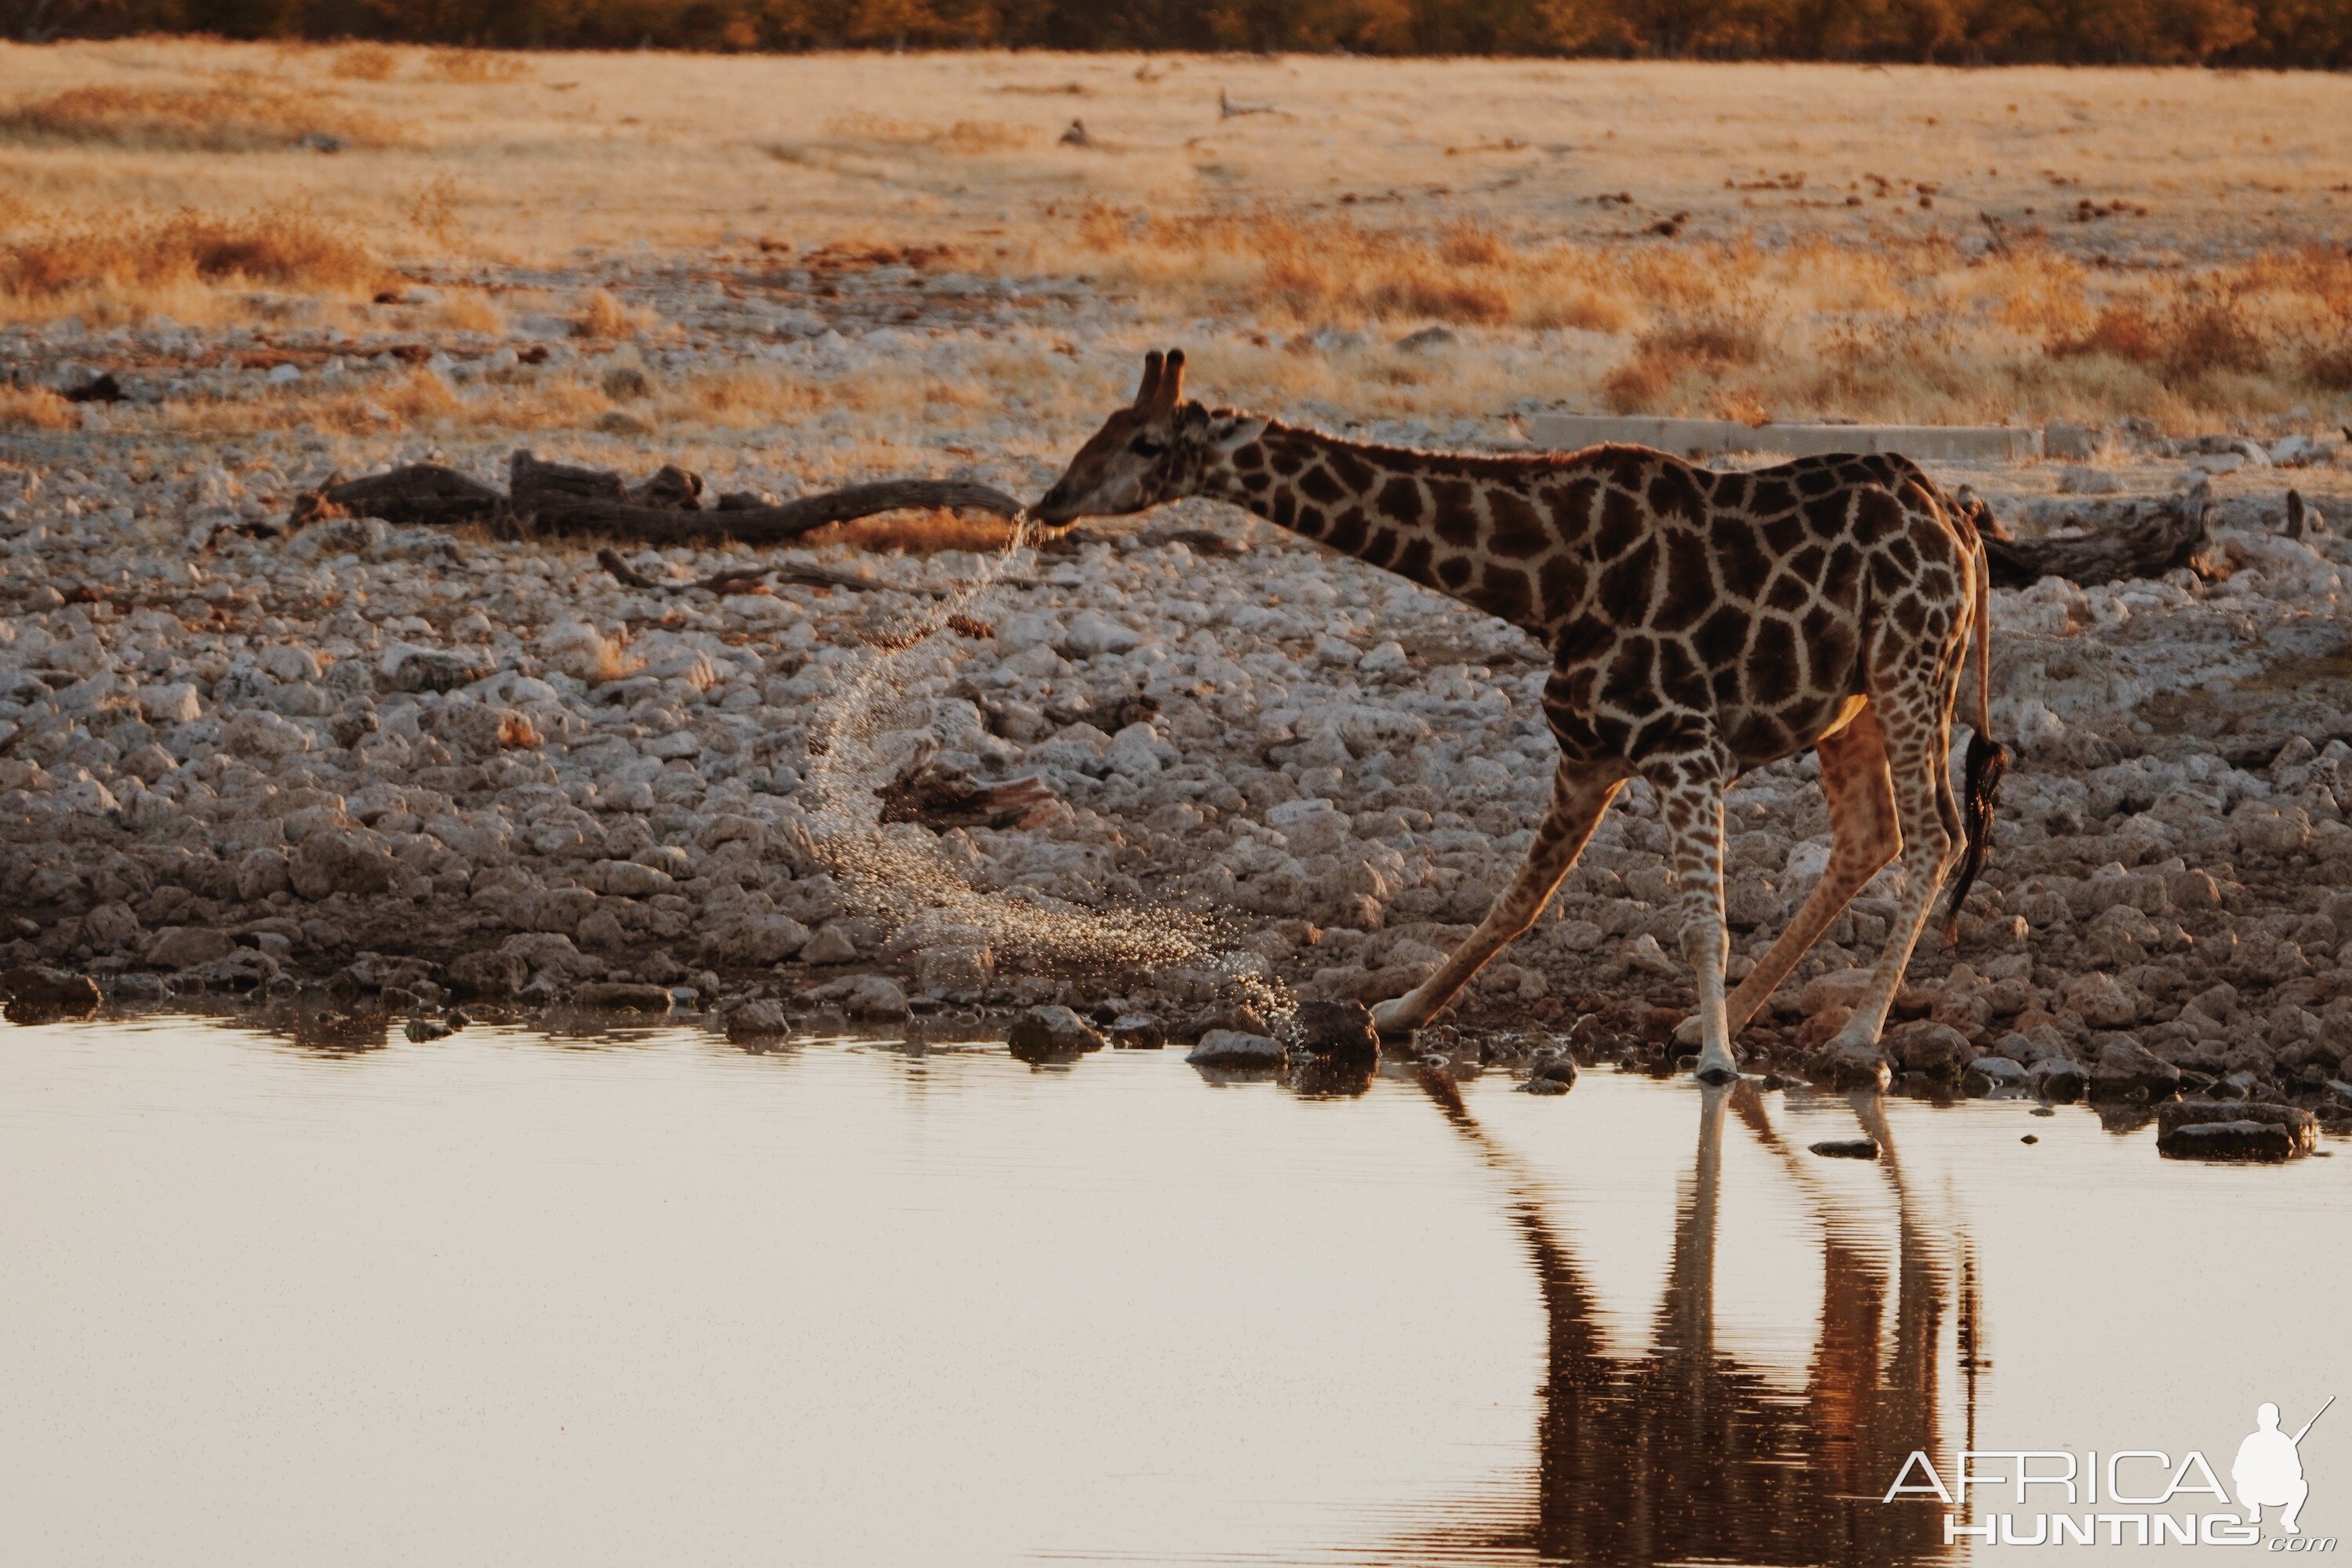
left=2, top=38, right=2348, bottom=448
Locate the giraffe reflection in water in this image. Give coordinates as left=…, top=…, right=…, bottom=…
left=1392, top=1075, right=1979, bottom=1567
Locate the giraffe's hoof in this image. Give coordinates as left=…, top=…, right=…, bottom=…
left=1369, top=998, right=1421, bottom=1043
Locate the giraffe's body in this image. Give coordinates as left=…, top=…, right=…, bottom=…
left=1038, top=352, right=2006, bottom=1080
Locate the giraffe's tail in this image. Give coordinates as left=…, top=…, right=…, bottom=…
left=1943, top=527, right=2008, bottom=945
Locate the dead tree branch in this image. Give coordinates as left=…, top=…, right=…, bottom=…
left=506, top=451, right=1024, bottom=543
left=287, top=451, right=1026, bottom=546
left=1977, top=487, right=2213, bottom=589
left=594, top=546, right=915, bottom=597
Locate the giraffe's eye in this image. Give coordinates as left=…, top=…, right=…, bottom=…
left=1129, top=436, right=1167, bottom=458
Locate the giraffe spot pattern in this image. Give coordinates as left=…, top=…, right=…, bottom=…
left=1298, top=466, right=1346, bottom=506
left=1194, top=419, right=1983, bottom=776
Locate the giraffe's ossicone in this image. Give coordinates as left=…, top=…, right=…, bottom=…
left=1037, top=349, right=2009, bottom=1082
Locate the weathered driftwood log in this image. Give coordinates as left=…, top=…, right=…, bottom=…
left=1978, top=488, right=2212, bottom=590
left=287, top=452, right=1026, bottom=544
left=505, top=449, right=1024, bottom=543
left=507, top=451, right=630, bottom=517
left=307, top=463, right=506, bottom=527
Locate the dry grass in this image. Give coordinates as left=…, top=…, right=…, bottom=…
left=0, top=80, right=394, bottom=151
left=1074, top=206, right=1639, bottom=330
left=1600, top=314, right=1772, bottom=413
left=2311, top=343, right=2352, bottom=394
left=328, top=44, right=399, bottom=82
left=800, top=512, right=1020, bottom=554
left=1063, top=205, right=2352, bottom=420
left=420, top=49, right=532, bottom=85
left=827, top=114, right=1040, bottom=154
left=155, top=366, right=622, bottom=438
left=574, top=289, right=652, bottom=339
left=0, top=209, right=387, bottom=321
left=0, top=385, right=76, bottom=432
left=430, top=289, right=505, bottom=334
left=1, top=43, right=2347, bottom=427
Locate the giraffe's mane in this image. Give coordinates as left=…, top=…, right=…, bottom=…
left=1198, top=404, right=1675, bottom=478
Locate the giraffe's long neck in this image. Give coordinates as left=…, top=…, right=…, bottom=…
left=1187, top=415, right=1581, bottom=636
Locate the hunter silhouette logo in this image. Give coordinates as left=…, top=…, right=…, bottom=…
left=2238, top=1399, right=2331, bottom=1537
left=1880, top=1396, right=2335, bottom=1548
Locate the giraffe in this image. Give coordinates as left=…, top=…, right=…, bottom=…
left=1034, top=350, right=2007, bottom=1082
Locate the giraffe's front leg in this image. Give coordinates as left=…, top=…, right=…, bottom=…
left=1370, top=760, right=1624, bottom=1039
left=1673, top=709, right=1900, bottom=1051
left=1646, top=750, right=1737, bottom=1083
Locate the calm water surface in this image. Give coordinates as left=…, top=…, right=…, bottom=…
left=2, top=1014, right=2344, bottom=1566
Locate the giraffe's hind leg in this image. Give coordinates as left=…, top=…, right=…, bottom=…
left=1828, top=644, right=1966, bottom=1052
left=1370, top=759, right=1624, bottom=1038
left=1674, top=706, right=1900, bottom=1049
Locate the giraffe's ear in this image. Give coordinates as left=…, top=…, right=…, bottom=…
left=1132, top=350, right=1164, bottom=409
left=1153, top=348, right=1185, bottom=414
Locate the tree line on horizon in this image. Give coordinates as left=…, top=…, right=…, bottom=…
left=5, top=0, right=2347, bottom=67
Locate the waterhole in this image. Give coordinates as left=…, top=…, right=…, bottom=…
left=2, top=1014, right=2342, bottom=1565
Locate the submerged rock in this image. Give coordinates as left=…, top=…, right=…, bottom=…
left=2155, top=1119, right=2299, bottom=1162
left=4, top=965, right=102, bottom=1010
left=1809, top=1137, right=1882, bottom=1160
left=1188, top=1029, right=1283, bottom=1068
left=1805, top=1039, right=1891, bottom=1091
left=1107, top=1013, right=1164, bottom=1049
left=1886, top=1019, right=1971, bottom=1080
left=1520, top=1047, right=1577, bottom=1094
left=2156, top=1100, right=2317, bottom=1159
left=2027, top=1057, right=2089, bottom=1102
left=1289, top=1000, right=1377, bottom=1062
left=724, top=998, right=794, bottom=1042
left=1007, top=1004, right=1105, bottom=1061
left=1962, top=1056, right=2030, bottom=1095
left=574, top=981, right=674, bottom=1012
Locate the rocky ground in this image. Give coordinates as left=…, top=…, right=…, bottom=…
left=5, top=246, right=2352, bottom=1138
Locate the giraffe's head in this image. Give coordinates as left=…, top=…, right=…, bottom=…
left=1034, top=349, right=1200, bottom=528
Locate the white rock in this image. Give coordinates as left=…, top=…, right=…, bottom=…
left=2056, top=465, right=2123, bottom=495
left=801, top=922, right=858, bottom=964
left=61, top=779, right=118, bottom=815
left=225, top=710, right=311, bottom=758
left=994, top=610, right=1062, bottom=652
left=539, top=621, right=627, bottom=683
left=1313, top=633, right=1362, bottom=666
left=1784, top=839, right=1833, bottom=884
left=1105, top=722, right=1164, bottom=777
left=256, top=644, right=321, bottom=683
left=1267, top=797, right=1349, bottom=858
left=1624, top=933, right=1679, bottom=977
left=597, top=858, right=674, bottom=897
left=1065, top=609, right=1142, bottom=658
left=1559, top=919, right=1606, bottom=951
